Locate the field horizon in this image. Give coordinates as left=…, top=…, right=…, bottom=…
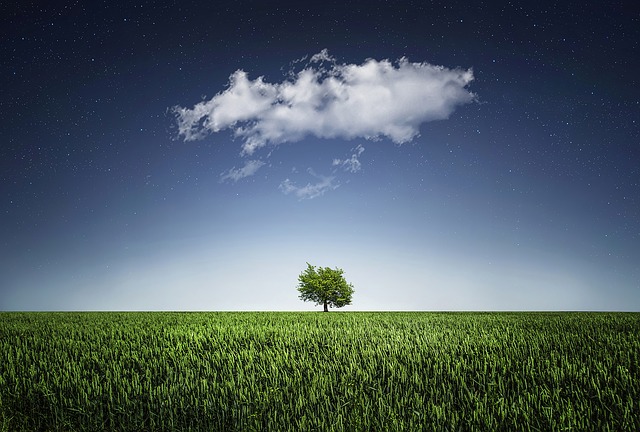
left=2, top=311, right=638, bottom=431
left=3, top=309, right=639, bottom=313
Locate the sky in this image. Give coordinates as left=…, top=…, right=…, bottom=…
left=1, top=1, right=639, bottom=311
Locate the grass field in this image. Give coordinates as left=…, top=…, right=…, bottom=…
left=1, top=312, right=638, bottom=431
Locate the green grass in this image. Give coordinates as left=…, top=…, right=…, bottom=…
left=1, top=312, right=638, bottom=431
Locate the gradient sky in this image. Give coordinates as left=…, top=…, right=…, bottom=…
left=1, top=1, right=639, bottom=311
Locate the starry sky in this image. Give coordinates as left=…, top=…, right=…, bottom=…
left=1, top=1, right=639, bottom=311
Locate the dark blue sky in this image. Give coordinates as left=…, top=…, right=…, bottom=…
left=1, top=1, right=639, bottom=310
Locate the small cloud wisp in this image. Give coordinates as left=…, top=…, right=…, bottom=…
left=333, top=144, right=365, bottom=173
left=279, top=168, right=338, bottom=200
left=219, top=160, right=265, bottom=183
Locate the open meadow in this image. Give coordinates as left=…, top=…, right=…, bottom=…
left=1, top=311, right=638, bottom=431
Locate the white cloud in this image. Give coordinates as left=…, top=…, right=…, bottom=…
left=219, top=159, right=265, bottom=183
left=333, top=144, right=365, bottom=173
left=309, top=48, right=335, bottom=64
left=173, top=51, right=475, bottom=155
left=279, top=169, right=338, bottom=200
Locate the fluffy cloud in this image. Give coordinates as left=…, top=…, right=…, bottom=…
left=333, top=144, right=365, bottom=173
left=279, top=169, right=338, bottom=200
left=173, top=50, right=475, bottom=155
left=219, top=159, right=265, bottom=182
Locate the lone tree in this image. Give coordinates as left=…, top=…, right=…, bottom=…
left=297, top=263, right=354, bottom=312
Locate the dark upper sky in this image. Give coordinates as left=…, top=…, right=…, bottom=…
left=1, top=0, right=639, bottom=311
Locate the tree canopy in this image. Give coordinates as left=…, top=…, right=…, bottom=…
left=297, top=263, right=354, bottom=312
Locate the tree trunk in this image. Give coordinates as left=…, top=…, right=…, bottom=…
left=323, top=301, right=328, bottom=312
